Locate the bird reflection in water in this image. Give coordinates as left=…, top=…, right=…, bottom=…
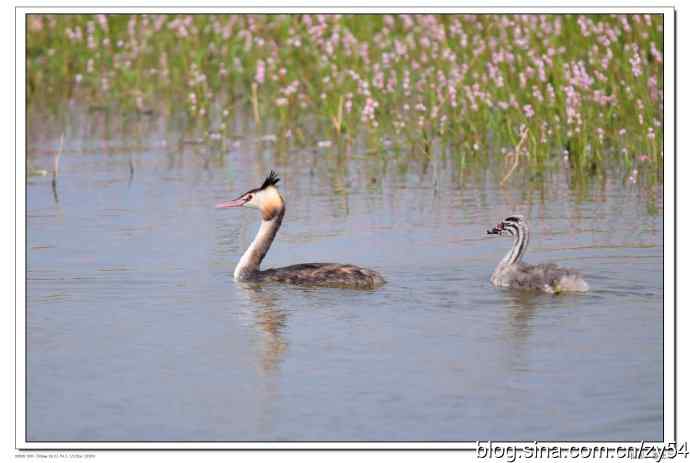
left=501, top=290, right=542, bottom=342
left=237, top=282, right=288, bottom=375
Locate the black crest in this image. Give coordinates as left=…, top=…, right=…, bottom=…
left=259, top=170, right=280, bottom=190
left=504, top=215, right=523, bottom=223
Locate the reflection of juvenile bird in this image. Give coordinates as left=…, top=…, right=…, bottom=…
left=486, top=215, right=589, bottom=294
left=217, top=171, right=385, bottom=290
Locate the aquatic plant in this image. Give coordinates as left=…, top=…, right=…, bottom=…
left=27, top=14, right=663, bottom=183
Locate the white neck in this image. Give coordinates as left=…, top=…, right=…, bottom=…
left=234, top=208, right=284, bottom=280
left=499, top=223, right=529, bottom=267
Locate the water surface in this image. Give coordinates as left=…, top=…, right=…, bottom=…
left=26, top=115, right=663, bottom=442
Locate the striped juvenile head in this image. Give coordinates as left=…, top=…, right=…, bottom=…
left=487, top=215, right=526, bottom=237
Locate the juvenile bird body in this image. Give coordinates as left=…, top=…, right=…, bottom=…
left=487, top=215, right=588, bottom=294
left=491, top=261, right=589, bottom=293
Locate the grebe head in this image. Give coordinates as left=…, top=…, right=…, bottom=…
left=216, top=170, right=284, bottom=220
left=487, top=214, right=525, bottom=237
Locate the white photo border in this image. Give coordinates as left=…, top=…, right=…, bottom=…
left=14, top=3, right=676, bottom=451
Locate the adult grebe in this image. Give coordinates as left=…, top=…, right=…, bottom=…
left=486, top=215, right=589, bottom=293
left=216, top=171, right=385, bottom=290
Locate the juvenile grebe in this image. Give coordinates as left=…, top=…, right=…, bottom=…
left=486, top=215, right=589, bottom=293
left=216, top=171, right=385, bottom=290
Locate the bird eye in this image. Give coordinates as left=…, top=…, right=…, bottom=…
left=246, top=194, right=253, bottom=201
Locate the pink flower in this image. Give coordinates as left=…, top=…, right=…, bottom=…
left=96, top=14, right=108, bottom=32
left=651, top=43, right=663, bottom=63
left=29, top=16, right=43, bottom=32
left=255, top=59, right=265, bottom=84
left=648, top=75, right=659, bottom=101
left=629, top=48, right=642, bottom=77
left=577, top=15, right=591, bottom=36
left=386, top=73, right=397, bottom=93
left=361, top=97, right=379, bottom=126
left=564, top=85, right=582, bottom=127
left=523, top=104, right=535, bottom=118
left=373, top=70, right=384, bottom=89
left=532, top=86, right=543, bottom=102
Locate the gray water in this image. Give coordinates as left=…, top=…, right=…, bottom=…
left=26, top=119, right=663, bottom=442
